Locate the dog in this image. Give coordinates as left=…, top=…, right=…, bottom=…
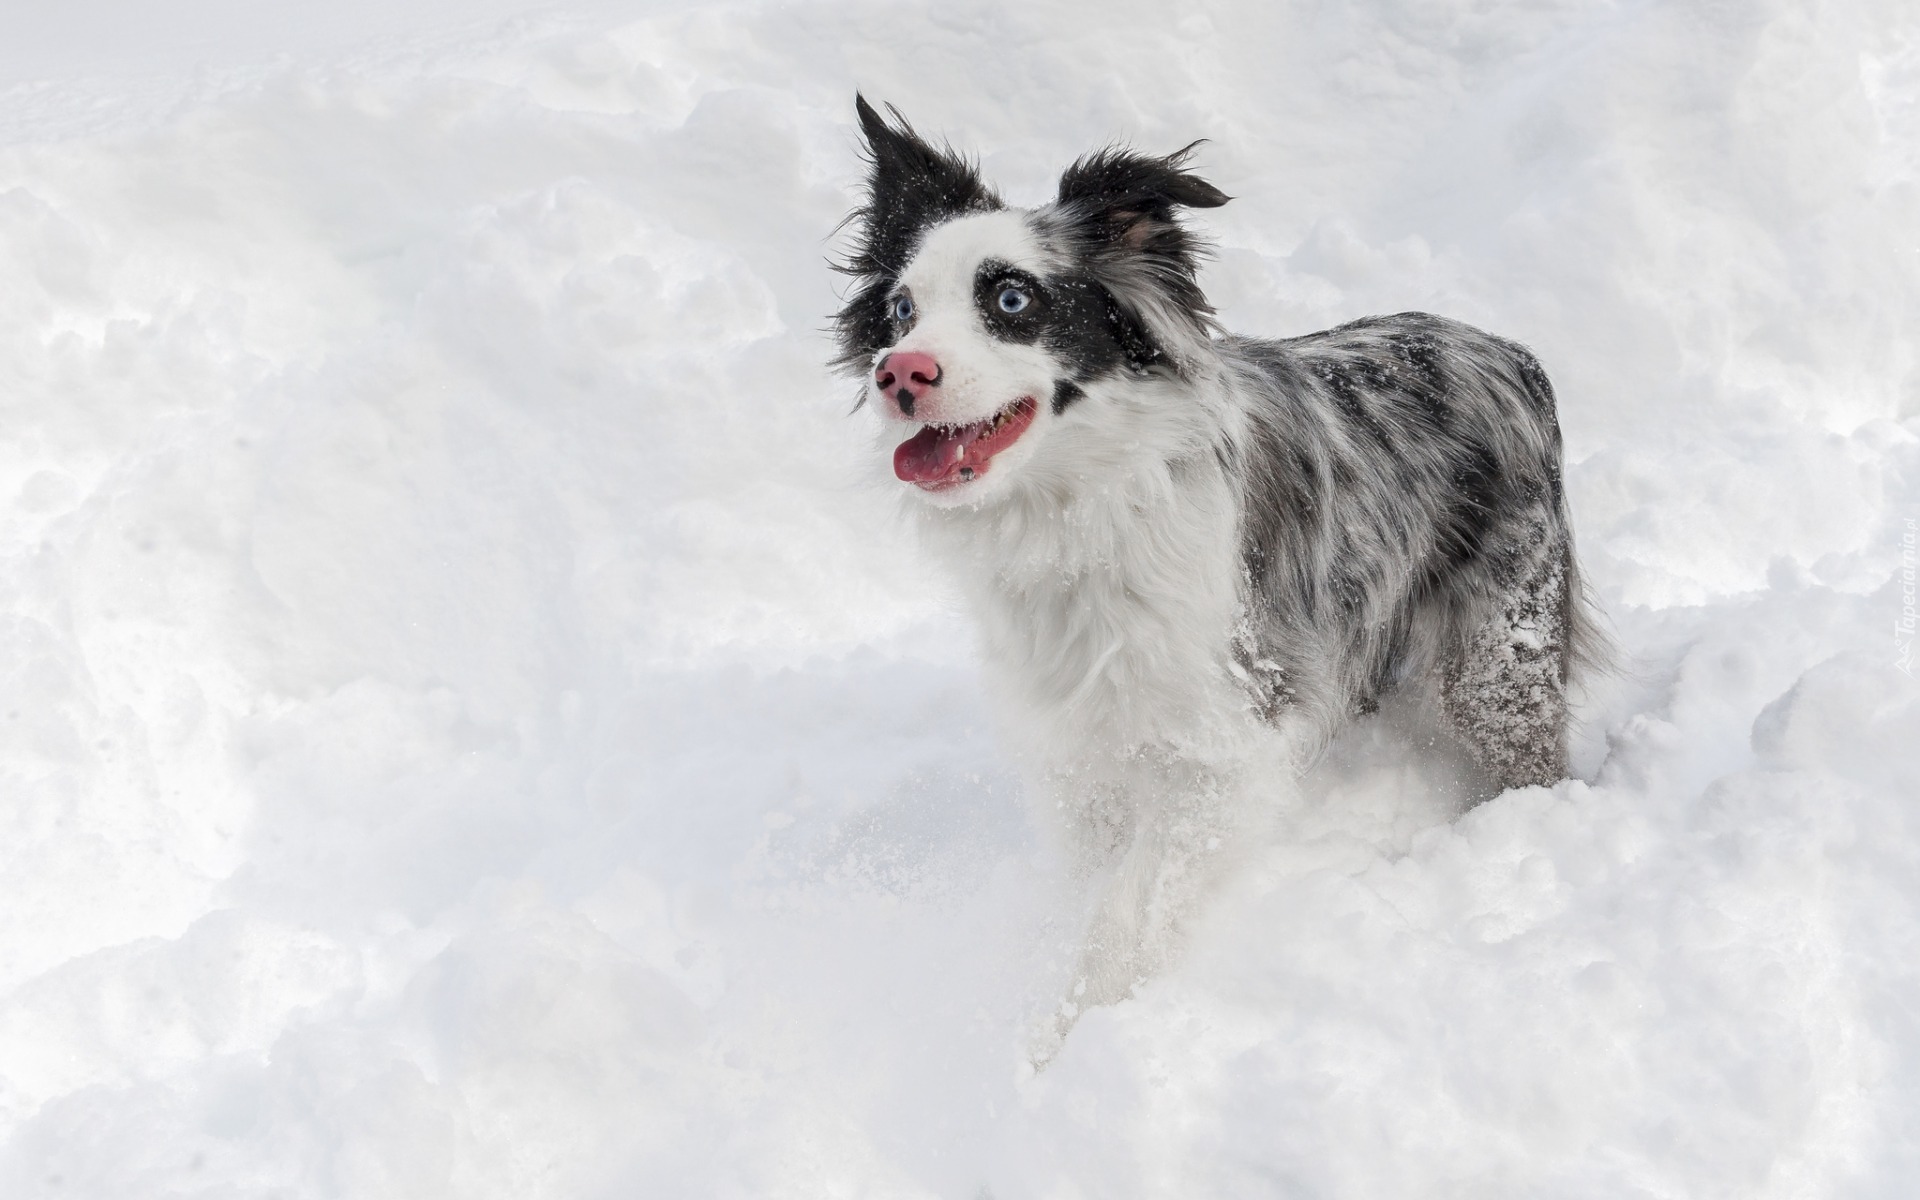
left=830, top=97, right=1601, bottom=1053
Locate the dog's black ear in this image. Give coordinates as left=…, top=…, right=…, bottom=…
left=1056, top=142, right=1228, bottom=257
left=1053, top=144, right=1229, bottom=370
left=831, top=96, right=1001, bottom=377
left=847, top=95, right=1001, bottom=277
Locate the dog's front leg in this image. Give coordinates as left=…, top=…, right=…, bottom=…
left=1070, top=807, right=1174, bottom=999
left=1033, top=758, right=1235, bottom=1066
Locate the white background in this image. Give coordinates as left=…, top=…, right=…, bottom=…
left=1, top=0, right=1916, bottom=1194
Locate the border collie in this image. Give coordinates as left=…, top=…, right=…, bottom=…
left=831, top=97, right=1601, bottom=1053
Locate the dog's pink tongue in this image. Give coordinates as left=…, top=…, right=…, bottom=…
left=894, top=422, right=982, bottom=484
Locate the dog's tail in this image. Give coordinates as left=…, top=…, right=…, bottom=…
left=1500, top=338, right=1616, bottom=684
left=1561, top=524, right=1616, bottom=683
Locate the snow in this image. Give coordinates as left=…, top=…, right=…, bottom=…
left=1, top=0, right=1917, bottom=1194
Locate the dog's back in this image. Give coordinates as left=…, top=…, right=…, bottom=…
left=1224, top=311, right=1600, bottom=785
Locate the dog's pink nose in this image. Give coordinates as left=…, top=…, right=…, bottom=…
left=875, top=351, right=942, bottom=417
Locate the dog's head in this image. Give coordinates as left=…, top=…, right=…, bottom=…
left=832, top=96, right=1228, bottom=507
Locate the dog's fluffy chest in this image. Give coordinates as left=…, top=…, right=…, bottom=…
left=923, top=455, right=1249, bottom=757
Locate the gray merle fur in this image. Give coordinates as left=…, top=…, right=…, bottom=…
left=1219, top=315, right=1600, bottom=783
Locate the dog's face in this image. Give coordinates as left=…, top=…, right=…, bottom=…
left=833, top=97, right=1228, bottom=508
left=872, top=212, right=1057, bottom=503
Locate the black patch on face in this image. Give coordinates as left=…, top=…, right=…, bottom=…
left=1038, top=271, right=1137, bottom=380
left=970, top=255, right=1158, bottom=410
left=1105, top=295, right=1164, bottom=373
left=974, top=261, right=1046, bottom=344
left=1046, top=142, right=1230, bottom=370
left=831, top=97, right=1003, bottom=378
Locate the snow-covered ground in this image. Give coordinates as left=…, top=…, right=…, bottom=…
left=1, top=0, right=1917, bottom=1194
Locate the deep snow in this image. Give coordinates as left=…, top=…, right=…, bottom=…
left=1, top=0, right=1917, bottom=1195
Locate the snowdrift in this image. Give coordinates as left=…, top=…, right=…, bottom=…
left=1, top=0, right=1916, bottom=1194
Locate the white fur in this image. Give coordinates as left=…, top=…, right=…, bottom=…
left=870, top=215, right=1261, bottom=756
left=865, top=214, right=1292, bottom=1056
left=872, top=214, right=1058, bottom=508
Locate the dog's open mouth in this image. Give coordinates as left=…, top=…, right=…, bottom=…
left=893, top=397, right=1038, bottom=490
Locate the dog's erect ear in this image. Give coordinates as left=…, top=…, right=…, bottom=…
left=832, top=96, right=1001, bottom=377
left=1053, top=144, right=1229, bottom=371
left=847, top=95, right=1001, bottom=277
left=1056, top=142, right=1228, bottom=254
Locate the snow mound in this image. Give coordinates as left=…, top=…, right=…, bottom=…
left=1, top=0, right=1917, bottom=1195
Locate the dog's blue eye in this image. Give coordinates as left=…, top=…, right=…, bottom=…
left=998, top=287, right=1030, bottom=314
left=893, top=295, right=914, bottom=322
